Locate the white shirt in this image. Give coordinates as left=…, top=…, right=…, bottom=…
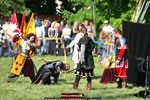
left=2, top=23, right=11, bottom=38
left=36, top=26, right=45, bottom=38
left=62, top=28, right=71, bottom=38
left=68, top=33, right=82, bottom=61
left=102, top=25, right=114, bottom=35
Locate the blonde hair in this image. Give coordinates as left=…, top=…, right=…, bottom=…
left=50, top=22, right=55, bottom=28
left=73, top=21, right=79, bottom=28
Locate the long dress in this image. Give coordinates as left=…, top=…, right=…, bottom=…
left=114, top=37, right=128, bottom=79
left=75, top=36, right=95, bottom=78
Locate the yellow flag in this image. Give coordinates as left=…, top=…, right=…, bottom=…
left=25, top=13, right=36, bottom=36
left=23, top=21, right=26, bottom=36
left=25, top=13, right=38, bottom=48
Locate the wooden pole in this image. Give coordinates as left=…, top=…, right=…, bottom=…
left=61, top=37, right=67, bottom=78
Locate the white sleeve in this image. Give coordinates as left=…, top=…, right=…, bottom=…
left=42, top=27, right=45, bottom=37
left=68, top=34, right=80, bottom=48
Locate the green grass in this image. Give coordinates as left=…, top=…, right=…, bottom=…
left=0, top=55, right=145, bottom=100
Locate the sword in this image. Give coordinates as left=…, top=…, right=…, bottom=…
left=66, top=68, right=77, bottom=73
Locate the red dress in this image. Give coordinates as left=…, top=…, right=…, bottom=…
left=115, top=37, right=128, bottom=79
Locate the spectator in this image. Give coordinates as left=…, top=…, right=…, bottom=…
left=72, top=21, right=79, bottom=38
left=36, top=22, right=45, bottom=56
left=42, top=20, right=50, bottom=54
left=48, top=22, right=56, bottom=55
left=2, top=19, right=12, bottom=57
left=0, top=23, right=7, bottom=57
left=102, top=20, right=114, bottom=36
left=84, top=20, right=95, bottom=40
left=58, top=20, right=64, bottom=48
left=62, top=24, right=71, bottom=52
left=54, top=22, right=60, bottom=38
left=100, top=20, right=114, bottom=56
left=35, top=16, right=40, bottom=27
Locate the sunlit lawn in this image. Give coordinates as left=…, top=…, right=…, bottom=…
left=0, top=55, right=146, bottom=100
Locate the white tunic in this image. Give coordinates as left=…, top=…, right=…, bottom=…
left=68, top=33, right=82, bottom=61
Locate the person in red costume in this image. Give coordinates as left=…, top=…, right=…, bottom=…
left=113, top=28, right=129, bottom=88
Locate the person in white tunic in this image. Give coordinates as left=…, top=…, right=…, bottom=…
left=65, top=24, right=84, bottom=69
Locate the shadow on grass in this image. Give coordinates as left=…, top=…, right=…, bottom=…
left=16, top=81, right=24, bottom=83
left=93, top=75, right=102, bottom=80
left=59, top=79, right=67, bottom=82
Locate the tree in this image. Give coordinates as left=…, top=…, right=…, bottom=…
left=61, top=0, right=137, bottom=39
left=25, top=0, right=57, bottom=15
left=0, top=0, right=30, bottom=16
left=0, top=0, right=58, bottom=16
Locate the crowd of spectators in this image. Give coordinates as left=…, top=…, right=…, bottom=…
left=0, top=16, right=96, bottom=57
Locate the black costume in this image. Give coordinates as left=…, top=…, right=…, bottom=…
left=75, top=36, right=95, bottom=84
left=32, top=60, right=64, bottom=85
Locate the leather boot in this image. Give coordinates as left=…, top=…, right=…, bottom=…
left=70, top=83, right=78, bottom=90
left=122, top=82, right=127, bottom=88
left=87, top=83, right=91, bottom=91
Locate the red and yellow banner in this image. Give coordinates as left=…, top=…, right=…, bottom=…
left=20, top=11, right=26, bottom=36
left=26, top=13, right=36, bottom=36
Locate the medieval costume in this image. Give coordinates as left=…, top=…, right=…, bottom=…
left=72, top=36, right=95, bottom=91
left=115, top=37, right=128, bottom=88
left=6, top=35, right=37, bottom=82
left=68, top=32, right=82, bottom=69
left=32, top=60, right=66, bottom=85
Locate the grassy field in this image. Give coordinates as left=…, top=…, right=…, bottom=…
left=0, top=55, right=146, bottom=100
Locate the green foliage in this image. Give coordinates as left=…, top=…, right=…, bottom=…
left=63, top=7, right=93, bottom=25
left=62, top=0, right=137, bottom=39
left=0, top=55, right=145, bottom=100
left=62, top=0, right=93, bottom=23
left=0, top=0, right=57, bottom=16
left=0, top=0, right=30, bottom=16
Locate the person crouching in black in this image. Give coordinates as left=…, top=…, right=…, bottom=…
left=32, top=60, right=70, bottom=85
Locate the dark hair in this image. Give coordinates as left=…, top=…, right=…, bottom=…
left=113, top=28, right=122, bottom=35
left=13, top=36, right=20, bottom=42
left=26, top=33, right=35, bottom=41
left=81, top=27, right=88, bottom=37
left=63, top=63, right=70, bottom=71
left=78, top=24, right=85, bottom=32
left=5, top=19, right=9, bottom=22
left=79, top=24, right=85, bottom=28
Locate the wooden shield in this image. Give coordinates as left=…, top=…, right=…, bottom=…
left=10, top=54, right=27, bottom=75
